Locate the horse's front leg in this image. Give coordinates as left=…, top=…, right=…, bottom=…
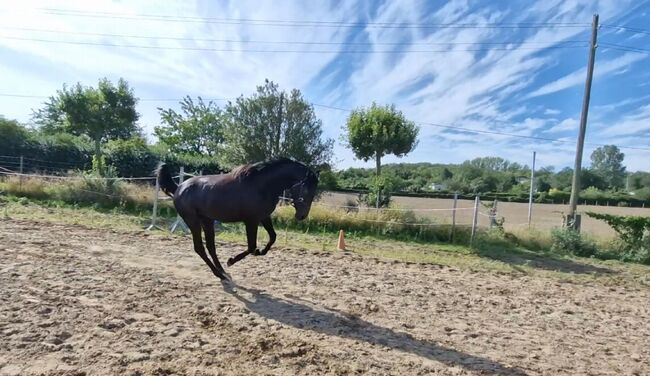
left=227, top=221, right=259, bottom=266
left=259, top=217, right=276, bottom=255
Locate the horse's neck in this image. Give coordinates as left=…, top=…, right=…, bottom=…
left=256, top=164, right=303, bottom=195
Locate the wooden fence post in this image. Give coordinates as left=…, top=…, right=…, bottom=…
left=471, top=195, right=479, bottom=245
left=450, top=192, right=458, bottom=243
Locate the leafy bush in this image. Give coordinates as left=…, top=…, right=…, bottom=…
left=105, top=138, right=158, bottom=178
left=359, top=175, right=399, bottom=208
left=550, top=228, right=598, bottom=257
left=586, top=212, right=650, bottom=264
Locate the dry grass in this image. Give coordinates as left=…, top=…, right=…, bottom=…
left=2, top=198, right=650, bottom=287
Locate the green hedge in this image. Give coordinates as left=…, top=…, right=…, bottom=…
left=0, top=122, right=223, bottom=179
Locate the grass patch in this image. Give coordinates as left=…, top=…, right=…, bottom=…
left=2, top=195, right=649, bottom=286
left=272, top=205, right=472, bottom=244
left=2, top=174, right=649, bottom=273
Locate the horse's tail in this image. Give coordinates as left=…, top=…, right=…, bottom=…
left=155, top=163, right=178, bottom=198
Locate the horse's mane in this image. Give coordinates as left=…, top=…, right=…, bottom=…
left=231, top=158, right=301, bottom=180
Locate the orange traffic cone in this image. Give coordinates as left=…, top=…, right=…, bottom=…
left=337, top=229, right=346, bottom=251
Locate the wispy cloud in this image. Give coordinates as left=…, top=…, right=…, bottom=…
left=0, top=0, right=648, bottom=171
left=546, top=117, right=578, bottom=133
left=526, top=53, right=645, bottom=98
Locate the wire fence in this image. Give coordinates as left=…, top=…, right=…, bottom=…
left=0, top=166, right=497, bottom=234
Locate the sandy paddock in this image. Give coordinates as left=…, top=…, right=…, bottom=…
left=0, top=219, right=648, bottom=375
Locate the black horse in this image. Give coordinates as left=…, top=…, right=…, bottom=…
left=156, top=158, right=319, bottom=281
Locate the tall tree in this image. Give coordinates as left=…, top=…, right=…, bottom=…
left=154, top=96, right=224, bottom=157
left=32, top=78, right=140, bottom=159
left=220, top=80, right=333, bottom=167
left=343, top=103, right=419, bottom=177
left=590, top=145, right=626, bottom=189
left=0, top=116, right=33, bottom=156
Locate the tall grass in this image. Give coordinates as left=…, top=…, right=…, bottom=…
left=5, top=174, right=648, bottom=265
left=272, top=205, right=473, bottom=244
left=0, top=175, right=172, bottom=214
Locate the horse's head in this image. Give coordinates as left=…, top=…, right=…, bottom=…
left=290, top=169, right=319, bottom=221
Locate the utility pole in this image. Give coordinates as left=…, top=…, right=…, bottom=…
left=528, top=151, right=536, bottom=228
left=568, top=14, right=599, bottom=231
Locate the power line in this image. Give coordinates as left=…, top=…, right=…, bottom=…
left=32, top=8, right=590, bottom=29
left=600, top=42, right=650, bottom=55
left=311, top=104, right=650, bottom=152
left=0, top=26, right=587, bottom=47
left=3, top=95, right=649, bottom=152
left=0, top=93, right=233, bottom=102
left=0, top=35, right=587, bottom=54
left=601, top=24, right=650, bottom=36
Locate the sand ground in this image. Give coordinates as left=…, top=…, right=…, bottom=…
left=1, top=219, right=648, bottom=375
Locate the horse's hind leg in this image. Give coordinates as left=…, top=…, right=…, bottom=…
left=186, top=216, right=228, bottom=281
left=227, top=220, right=258, bottom=266
left=201, top=217, right=231, bottom=281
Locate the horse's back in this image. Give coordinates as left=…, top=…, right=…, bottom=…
left=173, top=174, right=268, bottom=222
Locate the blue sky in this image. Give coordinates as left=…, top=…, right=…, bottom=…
left=1, top=0, right=649, bottom=171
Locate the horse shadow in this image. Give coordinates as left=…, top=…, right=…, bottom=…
left=223, top=283, right=527, bottom=375
left=475, top=246, right=613, bottom=275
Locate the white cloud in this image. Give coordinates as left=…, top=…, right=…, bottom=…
left=526, top=53, right=646, bottom=98
left=547, top=117, right=578, bottom=133
left=600, top=104, right=650, bottom=137
left=0, top=0, right=647, bottom=171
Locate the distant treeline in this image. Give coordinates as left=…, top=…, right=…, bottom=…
left=2, top=118, right=649, bottom=207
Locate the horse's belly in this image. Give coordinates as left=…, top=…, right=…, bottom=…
left=198, top=199, right=273, bottom=223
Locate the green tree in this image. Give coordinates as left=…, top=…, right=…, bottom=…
left=154, top=96, right=224, bottom=157
left=0, top=116, right=33, bottom=156
left=220, top=80, right=333, bottom=167
left=32, top=78, right=140, bottom=161
left=590, top=145, right=626, bottom=189
left=343, top=103, right=419, bottom=177
left=441, top=167, right=453, bottom=180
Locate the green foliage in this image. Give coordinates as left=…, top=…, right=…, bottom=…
left=586, top=212, right=650, bottom=264
left=0, top=116, right=34, bottom=156
left=154, top=96, right=224, bottom=157
left=32, top=78, right=140, bottom=157
left=590, top=145, right=626, bottom=189
left=466, top=156, right=525, bottom=172
left=629, top=171, right=650, bottom=190
left=317, top=169, right=339, bottom=191
left=91, top=155, right=109, bottom=177
left=158, top=152, right=223, bottom=176
left=344, top=102, right=418, bottom=176
left=36, top=132, right=93, bottom=170
left=550, top=228, right=598, bottom=257
left=634, top=187, right=650, bottom=201
left=105, top=137, right=158, bottom=178
left=220, top=80, right=333, bottom=168
left=359, top=175, right=400, bottom=208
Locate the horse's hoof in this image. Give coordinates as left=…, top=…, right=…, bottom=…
left=227, top=257, right=235, bottom=267
left=220, top=279, right=236, bottom=293
left=253, top=249, right=261, bottom=256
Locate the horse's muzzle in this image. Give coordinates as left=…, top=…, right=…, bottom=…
left=295, top=213, right=307, bottom=221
